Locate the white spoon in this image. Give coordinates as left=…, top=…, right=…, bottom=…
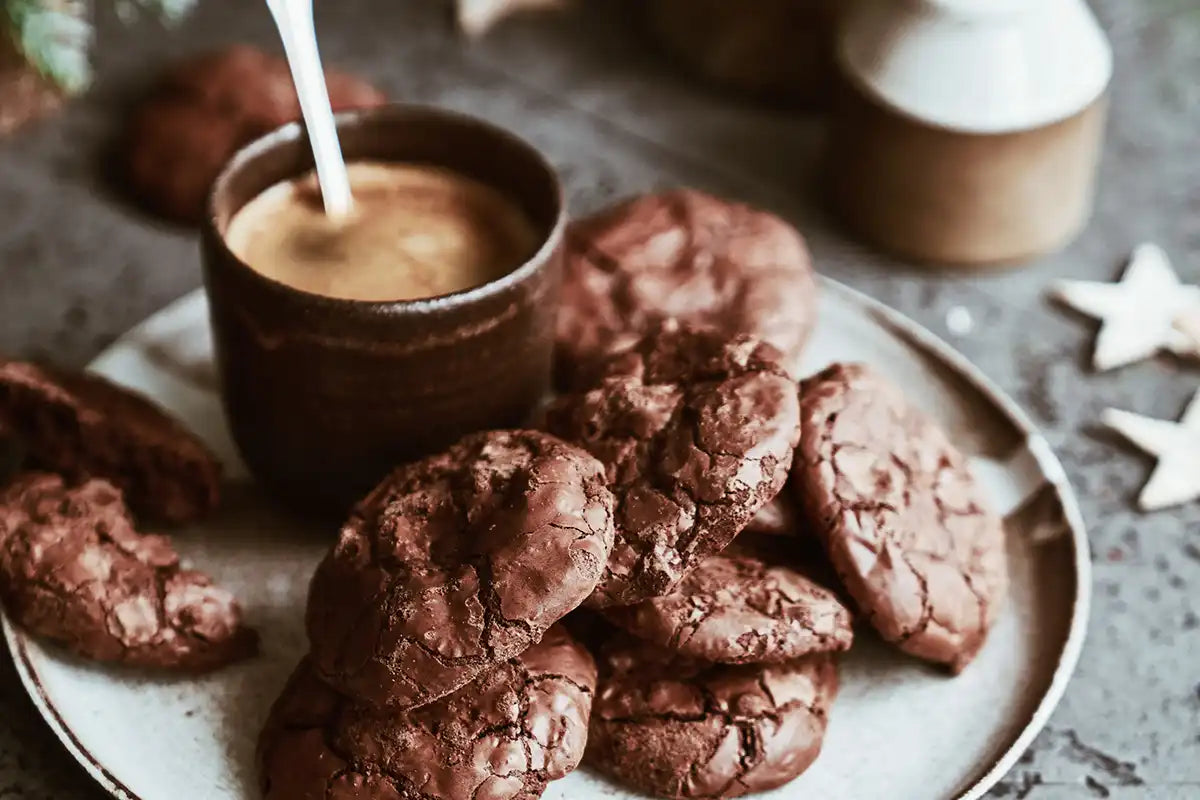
left=265, top=0, right=354, bottom=218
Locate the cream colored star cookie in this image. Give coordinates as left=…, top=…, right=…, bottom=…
left=1051, top=243, right=1200, bottom=371
left=1102, top=388, right=1200, bottom=511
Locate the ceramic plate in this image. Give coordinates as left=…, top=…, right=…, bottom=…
left=2, top=281, right=1090, bottom=800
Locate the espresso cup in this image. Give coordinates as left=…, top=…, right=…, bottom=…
left=202, top=105, right=565, bottom=511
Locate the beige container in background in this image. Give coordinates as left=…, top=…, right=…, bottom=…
left=829, top=0, right=1113, bottom=266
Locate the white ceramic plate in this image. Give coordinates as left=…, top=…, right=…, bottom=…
left=2, top=281, right=1090, bottom=800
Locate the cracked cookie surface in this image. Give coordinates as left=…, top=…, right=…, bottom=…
left=792, top=362, right=1008, bottom=672
left=306, top=430, right=615, bottom=710
left=0, top=360, right=221, bottom=524
left=259, top=624, right=596, bottom=800
left=555, top=189, right=817, bottom=389
left=603, top=550, right=853, bottom=664
left=123, top=45, right=385, bottom=224
left=0, top=473, right=256, bottom=669
left=587, top=633, right=837, bottom=799
left=546, top=323, right=801, bottom=608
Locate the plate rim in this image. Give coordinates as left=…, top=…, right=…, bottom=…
left=2, top=620, right=139, bottom=800
left=829, top=279, right=1092, bottom=800
left=1, top=280, right=1092, bottom=800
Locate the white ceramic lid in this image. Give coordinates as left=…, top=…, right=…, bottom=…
left=838, top=0, right=1113, bottom=134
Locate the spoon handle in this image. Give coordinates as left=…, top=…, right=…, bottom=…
left=265, top=0, right=354, bottom=218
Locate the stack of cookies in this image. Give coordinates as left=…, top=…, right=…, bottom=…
left=0, top=361, right=256, bottom=671
left=259, top=430, right=615, bottom=797
left=270, top=190, right=1009, bottom=799
left=545, top=321, right=848, bottom=798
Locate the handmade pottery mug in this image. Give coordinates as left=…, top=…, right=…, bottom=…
left=202, top=105, right=565, bottom=511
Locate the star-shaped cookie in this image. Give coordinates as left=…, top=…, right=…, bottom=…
left=1102, top=388, right=1200, bottom=511
left=1051, top=243, right=1200, bottom=371
left=457, top=0, right=565, bottom=37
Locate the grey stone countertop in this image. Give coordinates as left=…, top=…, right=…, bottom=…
left=0, top=1, right=1196, bottom=798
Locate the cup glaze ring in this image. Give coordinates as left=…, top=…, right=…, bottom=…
left=201, top=104, right=566, bottom=512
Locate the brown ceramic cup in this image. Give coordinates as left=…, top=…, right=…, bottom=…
left=201, top=105, right=565, bottom=511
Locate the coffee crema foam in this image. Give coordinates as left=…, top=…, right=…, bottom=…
left=224, top=162, right=540, bottom=301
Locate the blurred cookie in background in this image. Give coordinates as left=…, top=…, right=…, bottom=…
left=121, top=45, right=385, bottom=224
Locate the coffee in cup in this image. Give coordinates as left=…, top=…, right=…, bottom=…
left=224, top=162, right=540, bottom=301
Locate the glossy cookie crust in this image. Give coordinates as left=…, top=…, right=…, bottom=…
left=547, top=323, right=801, bottom=608
left=307, top=430, right=614, bottom=710
left=0, top=474, right=255, bottom=670
left=792, top=362, right=1008, bottom=671
left=588, top=634, right=837, bottom=799
left=260, top=625, right=596, bottom=800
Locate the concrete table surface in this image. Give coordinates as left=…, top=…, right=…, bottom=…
left=0, top=1, right=1195, bottom=797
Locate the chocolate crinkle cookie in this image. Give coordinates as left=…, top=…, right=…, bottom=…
left=792, top=362, right=1008, bottom=672
left=0, top=474, right=256, bottom=670
left=555, top=188, right=817, bottom=389
left=546, top=322, right=801, bottom=608
left=123, top=45, right=385, bottom=224
left=259, top=625, right=596, bottom=800
left=587, top=633, right=837, bottom=799
left=0, top=360, right=221, bottom=525
left=603, top=549, right=853, bottom=664
left=306, top=430, right=615, bottom=710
